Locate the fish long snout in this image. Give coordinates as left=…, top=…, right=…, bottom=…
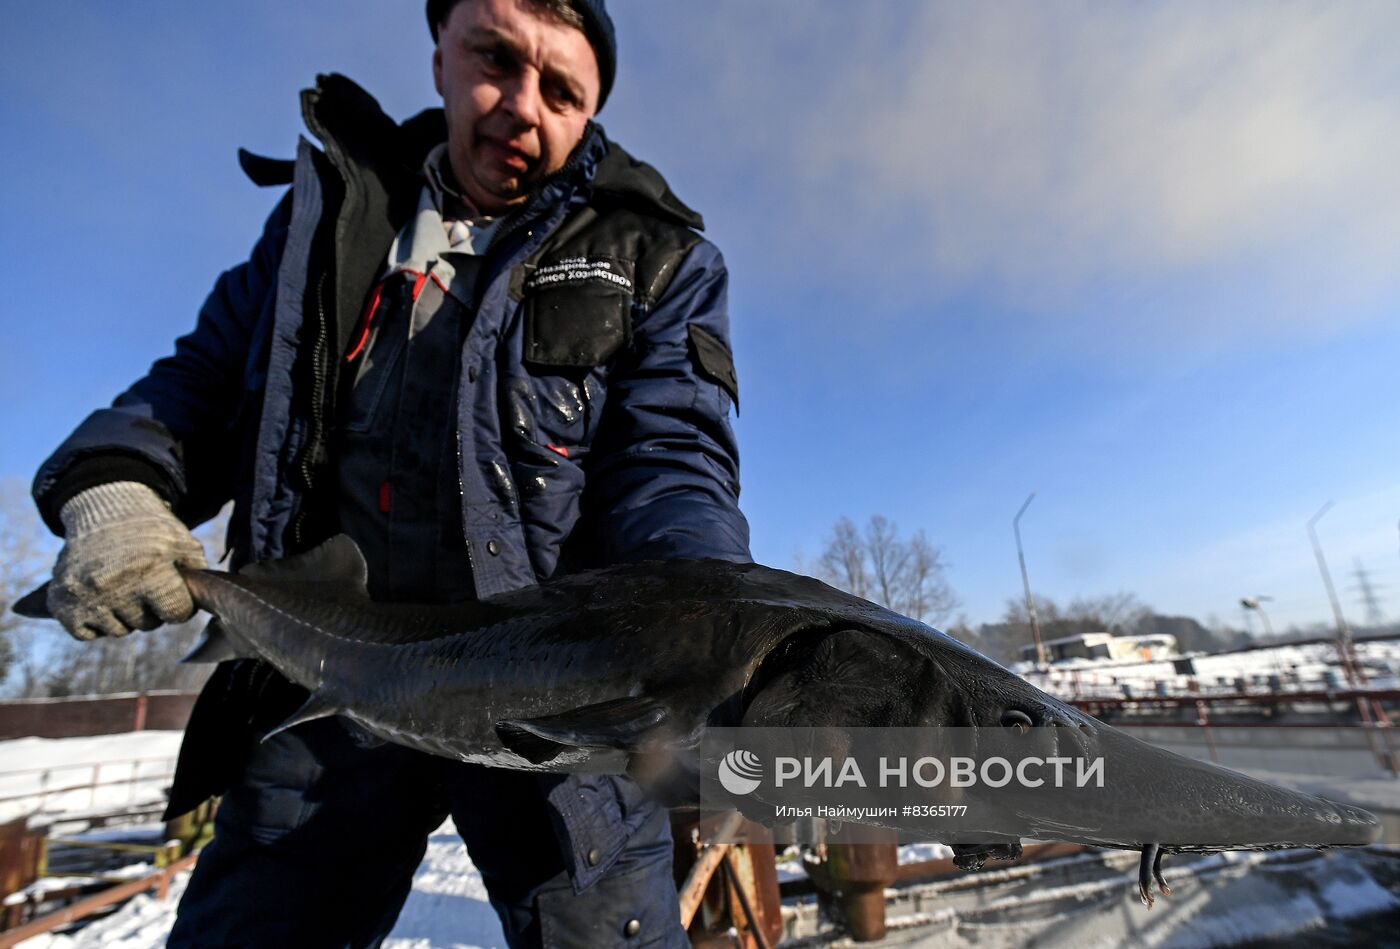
left=930, top=651, right=1383, bottom=851
left=1048, top=722, right=1384, bottom=850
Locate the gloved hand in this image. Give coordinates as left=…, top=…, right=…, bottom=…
left=47, top=481, right=207, bottom=640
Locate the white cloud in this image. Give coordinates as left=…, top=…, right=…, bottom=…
left=620, top=1, right=1400, bottom=352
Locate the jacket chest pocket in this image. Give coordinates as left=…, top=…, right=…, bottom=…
left=522, top=257, right=633, bottom=367
left=518, top=258, right=634, bottom=451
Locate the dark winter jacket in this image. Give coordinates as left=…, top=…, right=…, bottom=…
left=32, top=74, right=749, bottom=888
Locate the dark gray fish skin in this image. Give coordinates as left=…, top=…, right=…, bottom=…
left=175, top=536, right=1381, bottom=859
left=179, top=538, right=826, bottom=769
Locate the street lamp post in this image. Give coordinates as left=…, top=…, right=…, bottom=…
left=1306, top=502, right=1360, bottom=685
left=1241, top=595, right=1284, bottom=681
left=1014, top=492, right=1046, bottom=669
left=1239, top=596, right=1276, bottom=638
left=1308, top=506, right=1397, bottom=774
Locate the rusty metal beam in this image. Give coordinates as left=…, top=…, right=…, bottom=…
left=0, top=852, right=198, bottom=948
left=677, top=809, right=745, bottom=929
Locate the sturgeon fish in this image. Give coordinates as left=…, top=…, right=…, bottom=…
left=17, top=536, right=1383, bottom=904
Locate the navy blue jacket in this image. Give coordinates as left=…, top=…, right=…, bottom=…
left=33, top=75, right=749, bottom=888
left=35, top=74, right=748, bottom=580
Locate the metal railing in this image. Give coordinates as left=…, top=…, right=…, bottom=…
left=0, top=756, right=176, bottom=813
left=0, top=851, right=198, bottom=948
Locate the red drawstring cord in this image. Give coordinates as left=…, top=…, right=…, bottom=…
left=346, top=279, right=388, bottom=362
left=345, top=269, right=450, bottom=362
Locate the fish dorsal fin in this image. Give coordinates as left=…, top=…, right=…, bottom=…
left=495, top=696, right=674, bottom=765
left=239, top=534, right=370, bottom=601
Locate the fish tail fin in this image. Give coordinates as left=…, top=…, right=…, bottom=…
left=13, top=582, right=52, bottom=619
left=181, top=617, right=259, bottom=664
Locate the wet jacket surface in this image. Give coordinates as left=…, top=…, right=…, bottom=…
left=33, top=74, right=749, bottom=889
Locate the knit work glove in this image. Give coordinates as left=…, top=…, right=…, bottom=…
left=48, top=481, right=208, bottom=640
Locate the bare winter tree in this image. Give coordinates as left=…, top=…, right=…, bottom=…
left=1068, top=593, right=1152, bottom=632
left=0, top=478, right=60, bottom=695
left=816, top=515, right=959, bottom=626
left=1002, top=592, right=1149, bottom=635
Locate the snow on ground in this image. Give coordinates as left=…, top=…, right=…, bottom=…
left=15, top=871, right=192, bottom=949
left=377, top=819, right=506, bottom=949
left=16, top=818, right=507, bottom=949
left=776, top=842, right=957, bottom=882
left=5, top=731, right=1396, bottom=947
left=898, top=842, right=955, bottom=864
left=1, top=733, right=506, bottom=948
left=0, top=732, right=183, bottom=826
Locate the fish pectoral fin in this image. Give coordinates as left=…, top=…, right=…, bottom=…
left=238, top=534, right=371, bottom=601
left=181, top=618, right=258, bottom=664
left=496, top=696, right=672, bottom=764
left=494, top=728, right=568, bottom=765
left=260, top=692, right=342, bottom=742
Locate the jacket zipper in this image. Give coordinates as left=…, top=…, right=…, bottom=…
left=292, top=270, right=331, bottom=548
left=456, top=424, right=475, bottom=581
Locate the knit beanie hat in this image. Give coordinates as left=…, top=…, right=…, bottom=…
left=426, top=0, right=617, bottom=111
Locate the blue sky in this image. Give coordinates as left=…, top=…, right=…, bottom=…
left=3, top=1, right=1399, bottom=632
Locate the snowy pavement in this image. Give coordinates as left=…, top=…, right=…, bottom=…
left=14, top=818, right=508, bottom=949
left=0, top=733, right=507, bottom=948
left=4, top=732, right=1398, bottom=948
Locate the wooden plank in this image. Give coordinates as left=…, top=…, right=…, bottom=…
left=0, top=852, right=198, bottom=948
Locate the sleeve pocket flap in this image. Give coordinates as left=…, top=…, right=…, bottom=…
left=688, top=325, right=739, bottom=413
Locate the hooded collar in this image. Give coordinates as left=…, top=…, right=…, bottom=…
left=303, top=74, right=703, bottom=234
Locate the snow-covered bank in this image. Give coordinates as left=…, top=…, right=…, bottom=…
left=4, top=732, right=1396, bottom=947
left=16, top=818, right=507, bottom=949
left=29, top=841, right=1398, bottom=949
left=1, top=732, right=506, bottom=948
left=1020, top=638, right=1400, bottom=700
left=0, top=732, right=182, bottom=826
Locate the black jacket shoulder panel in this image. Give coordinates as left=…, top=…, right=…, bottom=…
left=517, top=207, right=703, bottom=309
left=516, top=138, right=706, bottom=308
left=589, top=141, right=704, bottom=231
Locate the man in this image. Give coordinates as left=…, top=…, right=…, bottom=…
left=31, top=0, right=748, bottom=945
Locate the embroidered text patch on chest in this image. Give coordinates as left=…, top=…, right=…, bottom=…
left=524, top=256, right=635, bottom=293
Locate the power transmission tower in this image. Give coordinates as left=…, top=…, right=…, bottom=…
left=1350, top=558, right=1385, bottom=628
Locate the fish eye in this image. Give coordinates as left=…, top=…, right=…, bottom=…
left=1000, top=709, right=1034, bottom=733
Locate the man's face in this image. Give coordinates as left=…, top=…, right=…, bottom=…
left=433, top=0, right=600, bottom=216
